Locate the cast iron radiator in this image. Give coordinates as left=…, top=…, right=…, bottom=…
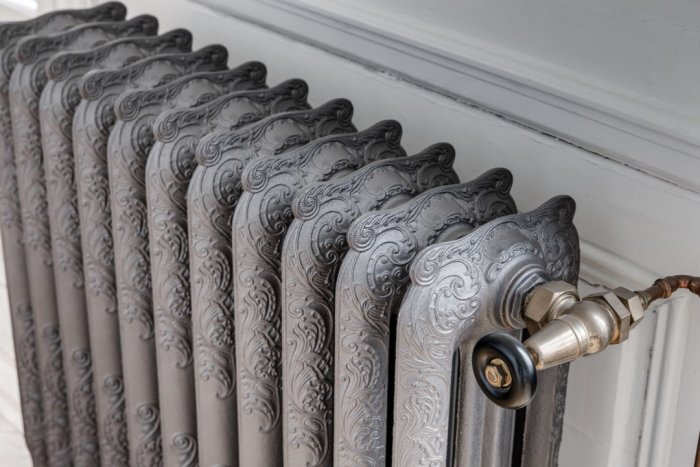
left=0, top=3, right=580, bottom=467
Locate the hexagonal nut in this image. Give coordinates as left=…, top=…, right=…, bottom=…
left=485, top=358, right=512, bottom=388
left=524, top=281, right=579, bottom=332
left=612, top=287, right=645, bottom=329
left=588, top=291, right=631, bottom=344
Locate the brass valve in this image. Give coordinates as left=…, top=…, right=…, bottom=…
left=522, top=282, right=645, bottom=371
left=473, top=275, right=700, bottom=409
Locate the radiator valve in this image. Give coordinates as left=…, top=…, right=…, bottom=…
left=473, top=275, right=700, bottom=409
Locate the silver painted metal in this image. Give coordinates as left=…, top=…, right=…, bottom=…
left=519, top=363, right=571, bottom=466
left=40, top=28, right=193, bottom=467
left=231, top=121, right=406, bottom=466
left=10, top=15, right=163, bottom=467
left=233, top=122, right=408, bottom=465
left=146, top=80, right=308, bottom=467
left=145, top=79, right=309, bottom=467
left=281, top=146, right=459, bottom=467
left=333, top=169, right=517, bottom=466
left=189, top=99, right=355, bottom=466
left=2, top=7, right=586, bottom=467
left=522, top=281, right=579, bottom=333
left=108, top=62, right=267, bottom=467
left=390, top=196, right=579, bottom=467
left=0, top=4, right=126, bottom=465
left=517, top=287, right=644, bottom=374
left=72, top=45, right=227, bottom=467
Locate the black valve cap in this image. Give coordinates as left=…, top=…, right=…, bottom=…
left=472, top=332, right=537, bottom=410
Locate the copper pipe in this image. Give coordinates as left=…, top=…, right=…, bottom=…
left=636, top=275, right=700, bottom=309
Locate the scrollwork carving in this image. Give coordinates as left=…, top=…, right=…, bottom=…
left=391, top=196, right=579, bottom=467
left=187, top=99, right=355, bottom=466
left=15, top=15, right=157, bottom=66
left=0, top=5, right=127, bottom=464
left=13, top=302, right=46, bottom=465
left=135, top=404, right=162, bottom=467
left=333, top=169, right=517, bottom=466
left=280, top=145, right=458, bottom=467
left=73, top=46, right=227, bottom=467
left=42, top=31, right=194, bottom=466
left=45, top=29, right=191, bottom=82
left=41, top=325, right=71, bottom=465
left=0, top=2, right=126, bottom=76
left=42, top=30, right=192, bottom=287
left=10, top=17, right=158, bottom=464
left=172, top=433, right=198, bottom=467
left=115, top=62, right=266, bottom=121
left=70, top=349, right=98, bottom=465
left=146, top=79, right=309, bottom=467
left=231, top=120, right=406, bottom=466
left=108, top=61, right=266, bottom=467
left=79, top=44, right=227, bottom=101
left=147, top=79, right=309, bottom=366
left=101, top=375, right=128, bottom=465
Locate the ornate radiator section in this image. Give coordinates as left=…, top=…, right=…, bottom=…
left=0, top=4, right=580, bottom=467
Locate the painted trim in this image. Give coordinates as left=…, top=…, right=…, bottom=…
left=637, top=295, right=693, bottom=467
left=579, top=241, right=659, bottom=290
left=194, top=0, right=700, bottom=193
left=577, top=242, right=696, bottom=467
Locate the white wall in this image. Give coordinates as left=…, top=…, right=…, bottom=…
left=325, top=0, right=700, bottom=114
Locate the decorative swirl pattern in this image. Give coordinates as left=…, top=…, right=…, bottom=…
left=391, top=196, right=579, bottom=467
left=152, top=78, right=308, bottom=143
left=281, top=145, right=458, bottom=467
left=146, top=78, right=310, bottom=467
left=0, top=2, right=125, bottom=64
left=333, top=169, right=517, bottom=466
left=102, top=375, right=128, bottom=465
left=188, top=100, right=355, bottom=466
left=41, top=29, right=194, bottom=318
left=15, top=15, right=156, bottom=65
left=44, top=29, right=194, bottom=82
left=13, top=18, right=179, bottom=466
left=13, top=303, right=46, bottom=465
left=108, top=63, right=265, bottom=467
left=43, top=80, right=85, bottom=287
left=115, top=61, right=266, bottom=121
left=196, top=97, right=352, bottom=167
left=73, top=46, right=231, bottom=467
left=41, top=325, right=71, bottom=466
left=10, top=61, right=54, bottom=264
left=172, top=433, right=198, bottom=467
left=8, top=43, right=83, bottom=466
left=231, top=120, right=405, bottom=465
left=75, top=89, right=130, bottom=466
left=135, top=404, right=163, bottom=467
left=0, top=7, right=581, bottom=467
left=147, top=82, right=308, bottom=428
left=0, top=70, right=21, bottom=234
left=70, top=349, right=98, bottom=465
left=0, top=4, right=126, bottom=464
left=79, top=44, right=224, bottom=101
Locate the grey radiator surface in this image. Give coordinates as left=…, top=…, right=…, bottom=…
left=0, top=4, right=580, bottom=467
